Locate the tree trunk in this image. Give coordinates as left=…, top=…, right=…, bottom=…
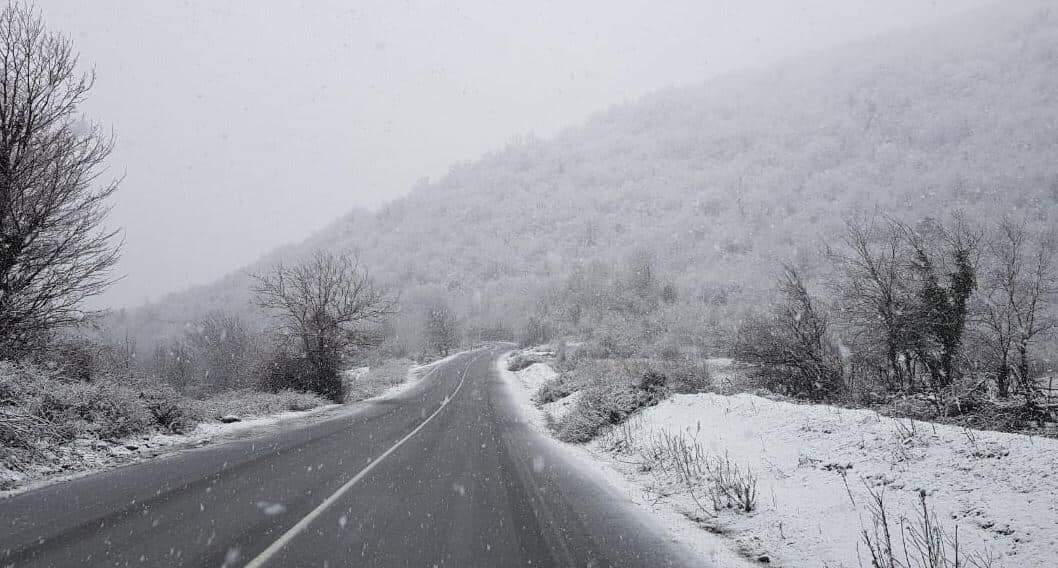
left=1016, top=342, right=1034, bottom=400
left=887, top=343, right=903, bottom=390
left=996, top=364, right=1010, bottom=398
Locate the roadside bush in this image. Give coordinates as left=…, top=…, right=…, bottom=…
left=0, top=407, right=55, bottom=450
left=259, top=350, right=305, bottom=392
left=140, top=386, right=198, bottom=434
left=42, top=335, right=105, bottom=382
left=259, top=349, right=344, bottom=402
left=0, top=361, right=154, bottom=443
left=535, top=374, right=573, bottom=404
left=507, top=352, right=541, bottom=372
left=197, top=389, right=329, bottom=419
left=655, top=359, right=713, bottom=394
left=581, top=333, right=638, bottom=359
left=639, top=370, right=667, bottom=393
left=257, top=346, right=342, bottom=399
left=36, top=379, right=152, bottom=440
left=734, top=268, right=845, bottom=401
left=555, top=367, right=670, bottom=443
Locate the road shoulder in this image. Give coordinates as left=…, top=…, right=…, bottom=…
left=496, top=350, right=755, bottom=568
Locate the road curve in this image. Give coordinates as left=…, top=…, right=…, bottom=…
left=0, top=347, right=703, bottom=567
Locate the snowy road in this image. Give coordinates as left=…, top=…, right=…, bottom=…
left=0, top=347, right=700, bottom=567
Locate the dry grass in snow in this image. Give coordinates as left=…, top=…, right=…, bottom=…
left=594, top=391, right=1057, bottom=567
left=504, top=350, right=1055, bottom=566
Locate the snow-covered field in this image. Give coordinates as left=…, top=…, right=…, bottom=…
left=503, top=351, right=1058, bottom=567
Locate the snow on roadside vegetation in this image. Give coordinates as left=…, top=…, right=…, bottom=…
left=1, top=359, right=419, bottom=495
left=499, top=350, right=755, bottom=567
left=505, top=349, right=1057, bottom=567
left=505, top=348, right=583, bottom=424
left=0, top=385, right=332, bottom=495
left=344, top=358, right=422, bottom=401
left=370, top=356, right=441, bottom=399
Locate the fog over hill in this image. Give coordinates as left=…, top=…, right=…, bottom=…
left=118, top=0, right=1057, bottom=354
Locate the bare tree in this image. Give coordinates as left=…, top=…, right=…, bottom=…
left=980, top=219, right=1056, bottom=400
left=827, top=217, right=916, bottom=390
left=152, top=339, right=195, bottom=390
left=518, top=315, right=550, bottom=348
left=424, top=303, right=459, bottom=357
left=734, top=266, right=844, bottom=400
left=183, top=311, right=256, bottom=391
left=829, top=216, right=980, bottom=394
left=0, top=3, right=121, bottom=357
left=251, top=250, right=396, bottom=400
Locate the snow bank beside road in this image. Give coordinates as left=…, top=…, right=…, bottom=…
left=2, top=360, right=421, bottom=497
left=498, top=352, right=754, bottom=567
left=1, top=399, right=339, bottom=497
left=507, top=361, right=582, bottom=424
left=596, top=392, right=1058, bottom=567
left=502, top=349, right=1058, bottom=567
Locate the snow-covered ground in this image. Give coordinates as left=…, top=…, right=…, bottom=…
left=378, top=357, right=441, bottom=397
left=504, top=361, right=583, bottom=423
left=2, top=361, right=426, bottom=498
left=1, top=401, right=340, bottom=498
left=503, top=351, right=1058, bottom=567
left=498, top=352, right=755, bottom=567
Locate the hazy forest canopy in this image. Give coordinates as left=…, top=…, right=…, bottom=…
left=119, top=1, right=1057, bottom=359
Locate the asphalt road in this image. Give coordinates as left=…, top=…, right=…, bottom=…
left=0, top=347, right=702, bottom=567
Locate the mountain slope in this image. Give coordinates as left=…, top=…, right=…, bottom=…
left=122, top=0, right=1058, bottom=350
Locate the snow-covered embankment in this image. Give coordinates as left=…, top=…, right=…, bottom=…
left=502, top=351, right=1058, bottom=567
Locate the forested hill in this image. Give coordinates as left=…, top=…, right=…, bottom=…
left=119, top=0, right=1058, bottom=351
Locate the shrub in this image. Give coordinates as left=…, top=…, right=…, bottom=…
left=282, top=391, right=326, bottom=411
left=35, top=379, right=152, bottom=440
left=0, top=407, right=56, bottom=450
left=507, top=353, right=540, bottom=372
left=658, top=359, right=713, bottom=394
left=198, top=389, right=329, bottom=418
left=734, top=267, right=845, bottom=401
left=259, top=349, right=345, bottom=402
left=555, top=368, right=669, bottom=443
left=0, top=361, right=155, bottom=442
left=85, top=384, right=153, bottom=439
left=140, top=387, right=198, bottom=434
left=582, top=333, right=638, bottom=359
left=639, top=370, right=667, bottom=393
left=535, top=375, right=572, bottom=403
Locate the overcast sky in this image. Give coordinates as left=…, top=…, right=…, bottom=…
left=39, top=0, right=989, bottom=308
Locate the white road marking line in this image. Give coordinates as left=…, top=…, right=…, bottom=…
left=243, top=352, right=483, bottom=568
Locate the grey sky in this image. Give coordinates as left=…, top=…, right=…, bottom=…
left=39, top=0, right=989, bottom=308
